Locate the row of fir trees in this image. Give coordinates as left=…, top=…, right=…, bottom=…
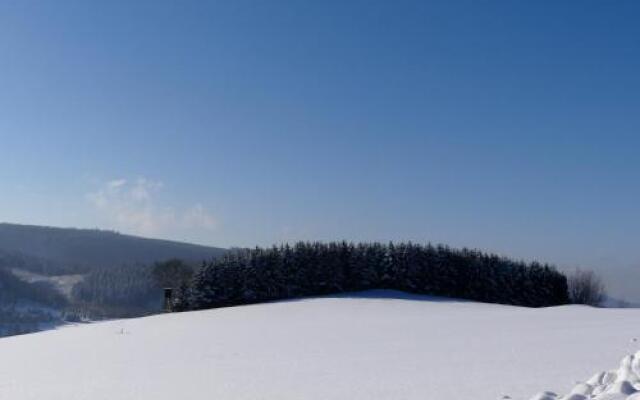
left=175, top=242, right=569, bottom=311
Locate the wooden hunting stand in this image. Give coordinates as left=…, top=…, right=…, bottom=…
left=163, top=287, right=173, bottom=312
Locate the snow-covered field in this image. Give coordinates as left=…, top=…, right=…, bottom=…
left=0, top=290, right=639, bottom=400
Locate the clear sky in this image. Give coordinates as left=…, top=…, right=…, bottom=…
left=0, top=1, right=639, bottom=296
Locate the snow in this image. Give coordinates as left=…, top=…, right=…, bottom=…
left=10, top=268, right=84, bottom=299
left=542, top=351, right=640, bottom=400
left=0, top=290, right=639, bottom=400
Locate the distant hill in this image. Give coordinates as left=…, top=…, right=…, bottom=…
left=0, top=223, right=227, bottom=274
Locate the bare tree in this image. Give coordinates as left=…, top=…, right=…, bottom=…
left=568, top=269, right=606, bottom=306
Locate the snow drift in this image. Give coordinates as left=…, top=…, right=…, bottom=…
left=529, top=351, right=640, bottom=400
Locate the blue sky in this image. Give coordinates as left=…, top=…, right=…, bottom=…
left=0, top=1, right=639, bottom=291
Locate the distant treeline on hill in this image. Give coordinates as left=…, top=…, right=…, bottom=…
left=176, top=242, right=569, bottom=310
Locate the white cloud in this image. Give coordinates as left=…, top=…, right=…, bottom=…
left=86, top=178, right=216, bottom=238
left=107, top=179, right=127, bottom=189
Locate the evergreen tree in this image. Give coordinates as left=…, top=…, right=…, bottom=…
left=175, top=241, right=569, bottom=311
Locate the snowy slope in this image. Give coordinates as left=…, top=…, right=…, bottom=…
left=0, top=290, right=639, bottom=400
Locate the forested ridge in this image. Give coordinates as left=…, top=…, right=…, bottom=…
left=0, top=223, right=225, bottom=274
left=0, top=223, right=225, bottom=334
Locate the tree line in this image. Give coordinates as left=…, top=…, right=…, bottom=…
left=176, top=242, right=569, bottom=311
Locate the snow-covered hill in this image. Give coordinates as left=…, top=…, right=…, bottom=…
left=0, top=290, right=638, bottom=400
